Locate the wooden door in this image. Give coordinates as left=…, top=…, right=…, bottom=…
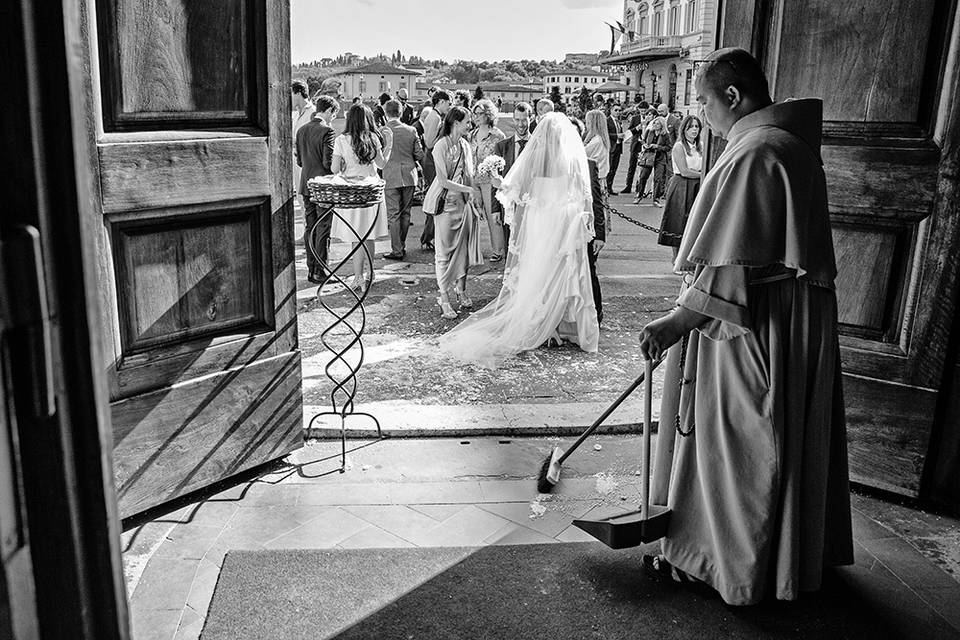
left=75, top=0, right=302, bottom=517
left=714, top=0, right=959, bottom=496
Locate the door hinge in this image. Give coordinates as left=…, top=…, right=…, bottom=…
left=0, top=225, right=55, bottom=419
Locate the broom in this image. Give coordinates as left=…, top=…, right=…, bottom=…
left=536, top=357, right=663, bottom=493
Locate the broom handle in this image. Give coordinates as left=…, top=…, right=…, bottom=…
left=557, top=357, right=663, bottom=465
left=641, top=358, right=653, bottom=520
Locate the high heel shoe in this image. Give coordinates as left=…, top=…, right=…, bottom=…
left=454, top=287, right=473, bottom=309
left=438, top=296, right=458, bottom=319
left=349, top=274, right=368, bottom=293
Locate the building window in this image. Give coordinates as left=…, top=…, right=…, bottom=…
left=684, top=69, right=692, bottom=105
left=574, top=77, right=579, bottom=83
left=379, top=81, right=387, bottom=92
left=565, top=87, right=571, bottom=93
left=653, top=10, right=663, bottom=35
left=669, top=1, right=680, bottom=35
left=359, top=79, right=367, bottom=93
left=685, top=0, right=696, bottom=32
left=565, top=76, right=571, bottom=82
left=638, top=2, right=649, bottom=34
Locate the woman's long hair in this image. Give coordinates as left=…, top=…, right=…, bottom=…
left=441, top=106, right=470, bottom=138
left=584, top=109, right=610, bottom=154
left=345, top=104, right=378, bottom=164
left=678, top=114, right=703, bottom=155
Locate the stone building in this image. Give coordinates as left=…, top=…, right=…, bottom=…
left=331, top=62, right=423, bottom=100
left=601, top=0, right=716, bottom=116
left=541, top=67, right=611, bottom=107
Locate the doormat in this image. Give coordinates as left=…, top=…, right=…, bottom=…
left=201, top=544, right=905, bottom=639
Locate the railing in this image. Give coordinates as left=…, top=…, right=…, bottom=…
left=621, top=34, right=683, bottom=52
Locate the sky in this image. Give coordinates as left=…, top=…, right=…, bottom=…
left=290, top=0, right=623, bottom=64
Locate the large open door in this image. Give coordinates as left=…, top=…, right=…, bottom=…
left=74, top=0, right=302, bottom=517
left=714, top=0, right=959, bottom=496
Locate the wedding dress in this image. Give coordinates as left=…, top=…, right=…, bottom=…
left=439, top=113, right=600, bottom=367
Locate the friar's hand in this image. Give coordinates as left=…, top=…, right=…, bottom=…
left=638, top=314, right=683, bottom=362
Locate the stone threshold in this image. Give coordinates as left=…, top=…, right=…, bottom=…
left=302, top=400, right=661, bottom=439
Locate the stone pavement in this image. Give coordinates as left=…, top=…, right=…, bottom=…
left=295, top=173, right=683, bottom=437
left=122, top=436, right=960, bottom=639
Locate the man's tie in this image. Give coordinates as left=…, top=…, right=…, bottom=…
left=518, top=138, right=526, bottom=153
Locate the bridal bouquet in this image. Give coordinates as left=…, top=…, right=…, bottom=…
left=476, top=155, right=505, bottom=182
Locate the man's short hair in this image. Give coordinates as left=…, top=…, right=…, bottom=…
left=697, top=47, right=770, bottom=101
left=315, top=95, right=339, bottom=114
left=537, top=98, right=555, bottom=112
left=384, top=99, right=401, bottom=118
left=514, top=101, right=532, bottom=114
left=379, top=92, right=392, bottom=105
left=397, top=88, right=408, bottom=100
left=291, top=80, right=308, bottom=98
left=432, top=90, right=450, bottom=106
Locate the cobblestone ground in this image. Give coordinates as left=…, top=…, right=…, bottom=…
left=293, top=185, right=682, bottom=412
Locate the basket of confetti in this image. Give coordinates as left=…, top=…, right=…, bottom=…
left=476, top=155, right=506, bottom=182
left=307, top=175, right=385, bottom=208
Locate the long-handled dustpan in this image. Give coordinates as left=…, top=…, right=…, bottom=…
left=572, top=358, right=671, bottom=549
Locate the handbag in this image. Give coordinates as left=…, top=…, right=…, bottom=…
left=431, top=140, right=464, bottom=215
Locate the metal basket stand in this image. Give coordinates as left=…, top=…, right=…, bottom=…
left=304, top=199, right=383, bottom=472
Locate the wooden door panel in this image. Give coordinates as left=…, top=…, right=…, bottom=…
left=111, top=352, right=301, bottom=515
left=79, top=0, right=300, bottom=517
left=718, top=0, right=957, bottom=495
left=96, top=0, right=264, bottom=130
left=98, top=138, right=271, bottom=212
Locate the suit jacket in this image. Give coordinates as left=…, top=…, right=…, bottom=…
left=627, top=113, right=645, bottom=152
left=490, top=134, right=528, bottom=214
left=295, top=118, right=334, bottom=195
left=606, top=115, right=623, bottom=152
left=399, top=102, right=415, bottom=125
left=665, top=114, right=680, bottom=146
left=382, top=119, right=424, bottom=188
left=587, top=160, right=606, bottom=243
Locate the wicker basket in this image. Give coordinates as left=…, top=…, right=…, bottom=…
left=307, top=177, right=385, bottom=209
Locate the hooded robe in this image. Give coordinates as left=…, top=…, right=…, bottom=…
left=651, top=99, right=854, bottom=606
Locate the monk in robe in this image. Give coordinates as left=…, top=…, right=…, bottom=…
left=638, top=47, right=854, bottom=606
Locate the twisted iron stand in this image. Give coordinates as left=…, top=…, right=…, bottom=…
left=304, top=202, right=383, bottom=472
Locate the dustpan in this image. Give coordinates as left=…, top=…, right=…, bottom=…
left=572, top=359, right=671, bottom=548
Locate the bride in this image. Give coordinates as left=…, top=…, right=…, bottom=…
left=439, top=112, right=600, bottom=366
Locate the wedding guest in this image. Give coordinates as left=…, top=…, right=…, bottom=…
left=422, top=106, right=483, bottom=319
left=633, top=116, right=672, bottom=206
left=381, top=99, right=424, bottom=260
left=651, top=116, right=673, bottom=206
left=658, top=103, right=679, bottom=145
left=583, top=109, right=610, bottom=183
left=491, top=101, right=532, bottom=251
left=291, top=80, right=316, bottom=196
left=374, top=92, right=391, bottom=127
left=295, top=95, right=338, bottom=285
left=621, top=106, right=650, bottom=193
left=469, top=99, right=507, bottom=262
left=454, top=89, right=472, bottom=109
left=330, top=104, right=388, bottom=292
left=658, top=115, right=703, bottom=258
left=593, top=93, right=606, bottom=110
left=536, top=98, right=555, bottom=117
left=396, top=88, right=416, bottom=125
left=606, top=104, right=624, bottom=194
left=419, top=90, right=452, bottom=251
left=568, top=116, right=606, bottom=324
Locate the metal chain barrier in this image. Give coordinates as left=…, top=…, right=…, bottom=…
left=603, top=202, right=684, bottom=242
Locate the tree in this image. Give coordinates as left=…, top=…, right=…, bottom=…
left=397, top=49, right=402, bottom=64
left=549, top=86, right=566, bottom=112
left=577, top=87, right=593, bottom=115
left=474, top=85, right=484, bottom=101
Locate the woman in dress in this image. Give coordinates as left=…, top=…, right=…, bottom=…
left=469, top=99, right=507, bottom=261
left=439, top=113, right=600, bottom=366
left=330, top=104, right=389, bottom=291
left=658, top=115, right=702, bottom=259
left=421, top=106, right=484, bottom=319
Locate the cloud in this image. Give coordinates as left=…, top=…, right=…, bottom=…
left=560, top=0, right=619, bottom=8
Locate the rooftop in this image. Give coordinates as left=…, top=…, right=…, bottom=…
left=337, top=62, right=423, bottom=76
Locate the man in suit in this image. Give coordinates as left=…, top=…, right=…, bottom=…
left=491, top=101, right=533, bottom=250
left=606, top=104, right=624, bottom=195
left=295, top=95, right=338, bottom=284
left=381, top=100, right=424, bottom=260
left=396, top=88, right=415, bottom=125
left=291, top=80, right=315, bottom=196
left=621, top=105, right=647, bottom=193
left=659, top=102, right=679, bottom=145
left=566, top=115, right=607, bottom=324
